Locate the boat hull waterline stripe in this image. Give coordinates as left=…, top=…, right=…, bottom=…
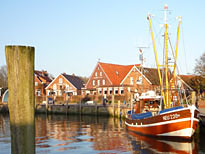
left=125, top=117, right=199, bottom=128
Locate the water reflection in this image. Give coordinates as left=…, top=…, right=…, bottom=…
left=0, top=114, right=205, bottom=153
left=35, top=115, right=132, bottom=153
left=127, top=131, right=197, bottom=154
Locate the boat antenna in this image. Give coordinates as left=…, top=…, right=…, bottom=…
left=137, top=47, right=148, bottom=94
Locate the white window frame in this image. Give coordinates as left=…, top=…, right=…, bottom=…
left=102, top=79, right=105, bottom=85
left=130, top=77, right=134, bottom=85
left=93, top=80, right=95, bottom=86
left=59, top=78, right=63, bottom=84
left=114, top=88, right=119, bottom=95
left=120, top=87, right=124, bottom=94
left=109, top=88, right=112, bottom=95
left=47, top=90, right=50, bottom=96
left=98, top=88, right=102, bottom=95
left=136, top=76, right=142, bottom=85
left=66, top=84, right=69, bottom=89
left=53, top=84, right=57, bottom=90
left=36, top=90, right=41, bottom=96
left=59, top=90, right=62, bottom=96
left=97, top=80, right=100, bottom=86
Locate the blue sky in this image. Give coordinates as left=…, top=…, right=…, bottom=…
left=0, top=0, right=204, bottom=77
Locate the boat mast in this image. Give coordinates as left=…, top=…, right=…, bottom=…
left=164, top=4, right=170, bottom=108
left=147, top=14, right=166, bottom=108
left=148, top=4, right=182, bottom=109
left=171, top=16, right=182, bottom=106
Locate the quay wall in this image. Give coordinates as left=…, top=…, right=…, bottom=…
left=0, top=103, right=130, bottom=118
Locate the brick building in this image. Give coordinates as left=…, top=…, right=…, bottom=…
left=45, top=73, right=84, bottom=96
left=34, top=70, right=53, bottom=96
left=83, top=62, right=160, bottom=97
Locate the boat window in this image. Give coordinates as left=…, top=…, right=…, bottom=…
left=145, top=101, right=149, bottom=106
left=156, top=100, right=160, bottom=105
left=150, top=101, right=154, bottom=105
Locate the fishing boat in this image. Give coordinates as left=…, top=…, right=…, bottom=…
left=125, top=5, right=200, bottom=140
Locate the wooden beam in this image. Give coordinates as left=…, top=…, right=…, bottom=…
left=5, top=46, right=35, bottom=154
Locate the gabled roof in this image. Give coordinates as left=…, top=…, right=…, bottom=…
left=62, top=73, right=84, bottom=90
left=99, top=62, right=140, bottom=85
left=120, top=66, right=152, bottom=85
left=177, top=75, right=197, bottom=90
left=141, top=67, right=161, bottom=85
left=178, top=75, right=196, bottom=83
left=34, top=70, right=52, bottom=83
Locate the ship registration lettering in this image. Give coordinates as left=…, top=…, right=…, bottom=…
left=163, top=113, right=180, bottom=120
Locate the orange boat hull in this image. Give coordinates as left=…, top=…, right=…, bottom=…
left=125, top=105, right=199, bottom=139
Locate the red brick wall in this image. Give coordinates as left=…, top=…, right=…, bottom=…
left=122, top=68, right=156, bottom=93
left=34, top=75, right=46, bottom=96
left=46, top=74, right=78, bottom=96
left=86, top=64, right=112, bottom=89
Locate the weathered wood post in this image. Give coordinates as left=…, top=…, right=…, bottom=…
left=192, top=91, right=196, bottom=105
left=95, top=99, right=98, bottom=116
left=79, top=98, right=82, bottom=115
left=5, top=46, right=35, bottom=154
left=118, top=100, right=121, bottom=118
left=112, top=95, right=115, bottom=116
left=130, top=93, right=133, bottom=114
left=46, top=96, right=48, bottom=114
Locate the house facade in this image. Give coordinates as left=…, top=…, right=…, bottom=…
left=34, top=70, right=53, bottom=96
left=83, top=62, right=160, bottom=97
left=45, top=73, right=84, bottom=97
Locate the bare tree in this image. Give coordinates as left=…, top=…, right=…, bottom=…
left=194, top=52, right=205, bottom=77
left=0, top=65, right=8, bottom=87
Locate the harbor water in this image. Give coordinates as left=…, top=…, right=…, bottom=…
left=0, top=114, right=205, bottom=154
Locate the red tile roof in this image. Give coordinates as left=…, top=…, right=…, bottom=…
left=99, top=62, right=140, bottom=85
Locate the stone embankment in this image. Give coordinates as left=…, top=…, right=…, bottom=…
left=0, top=103, right=130, bottom=119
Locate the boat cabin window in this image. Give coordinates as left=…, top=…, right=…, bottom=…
left=150, top=101, right=154, bottom=105
left=156, top=100, right=160, bottom=105
left=145, top=101, right=149, bottom=106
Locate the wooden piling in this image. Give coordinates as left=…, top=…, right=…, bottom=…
left=5, top=46, right=35, bottom=154
left=112, top=95, right=114, bottom=116
left=118, top=100, right=121, bottom=118
left=192, top=91, right=196, bottom=105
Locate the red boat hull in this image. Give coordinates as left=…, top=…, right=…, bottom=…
left=125, top=105, right=199, bottom=139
